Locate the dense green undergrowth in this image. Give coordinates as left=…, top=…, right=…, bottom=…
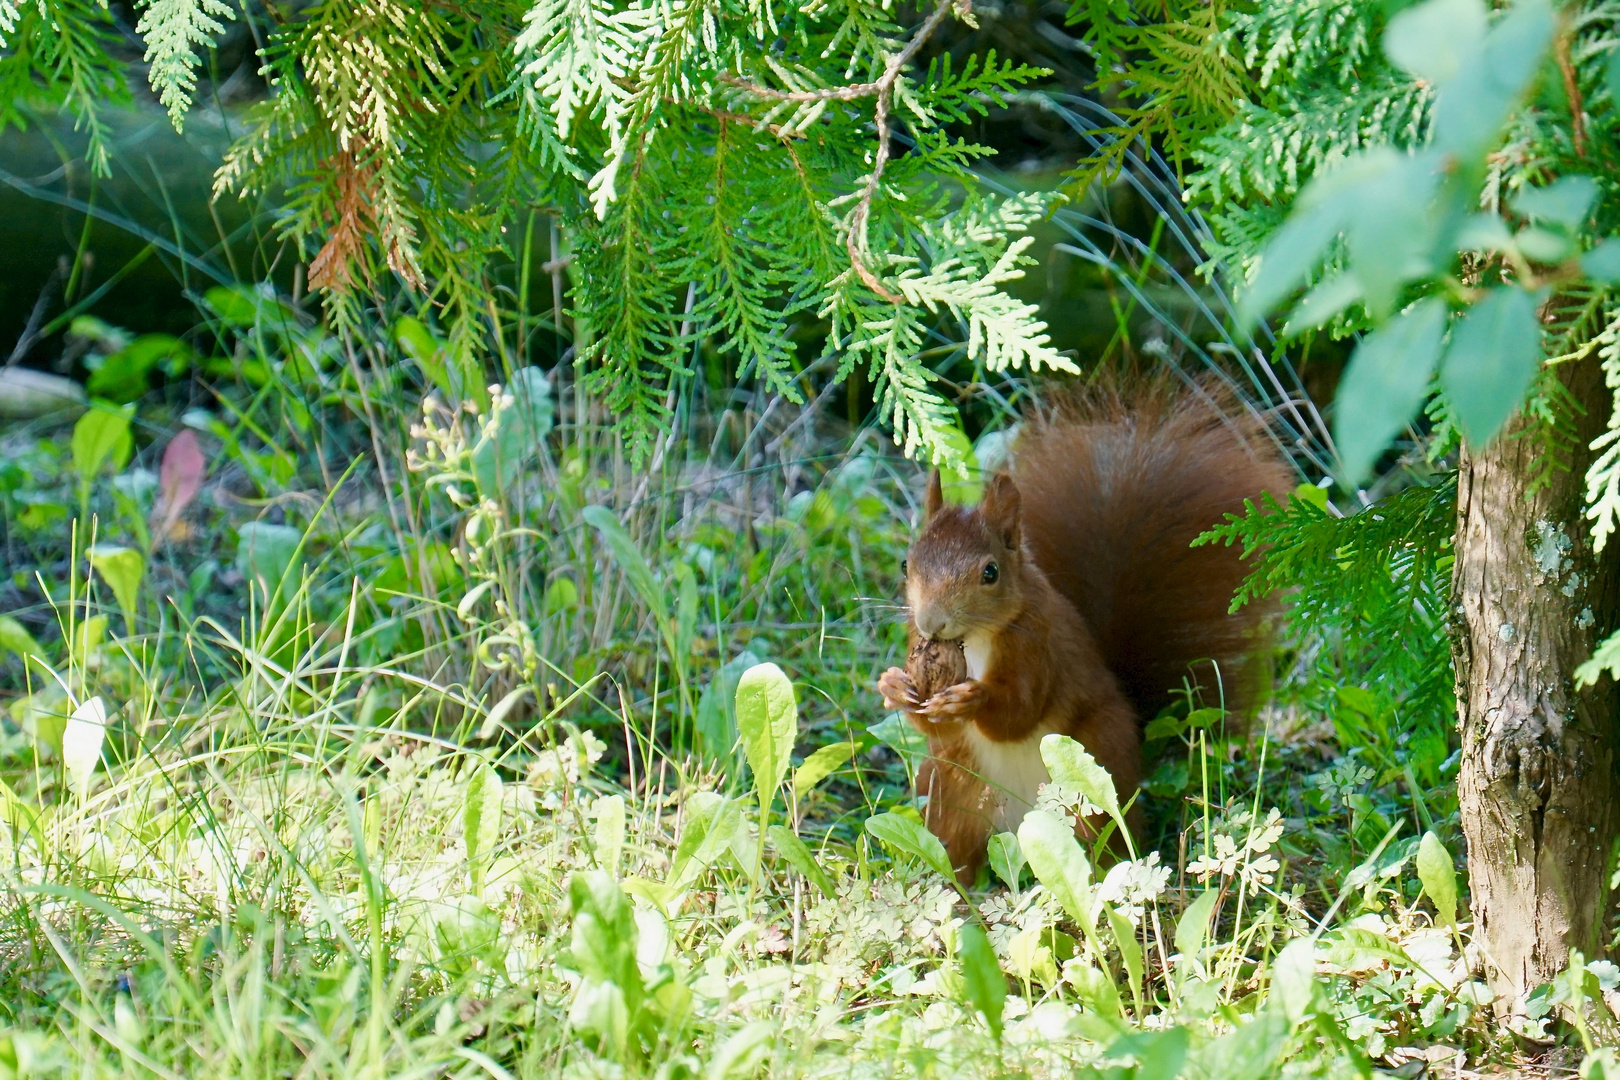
left=3, top=288, right=1611, bottom=1078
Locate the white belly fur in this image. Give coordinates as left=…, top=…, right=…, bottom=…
left=959, top=628, right=1051, bottom=833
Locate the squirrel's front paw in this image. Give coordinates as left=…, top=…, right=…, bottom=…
left=920, top=679, right=983, bottom=720
left=877, top=666, right=921, bottom=712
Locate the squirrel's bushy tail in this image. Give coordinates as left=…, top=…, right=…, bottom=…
left=1010, top=373, right=1294, bottom=721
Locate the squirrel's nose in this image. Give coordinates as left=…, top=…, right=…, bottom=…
left=915, top=606, right=951, bottom=640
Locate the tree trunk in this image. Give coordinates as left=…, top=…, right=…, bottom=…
left=1453, top=356, right=1620, bottom=1007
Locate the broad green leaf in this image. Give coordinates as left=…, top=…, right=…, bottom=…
left=1282, top=272, right=1362, bottom=335
left=1106, top=904, right=1144, bottom=1016
left=707, top=1020, right=776, bottom=1080
left=1430, top=0, right=1554, bottom=158
left=395, top=316, right=453, bottom=399
left=88, top=545, right=144, bottom=628
left=1018, top=809, right=1094, bottom=931
left=1270, top=938, right=1318, bottom=1024
left=935, top=423, right=980, bottom=504
left=62, top=696, right=108, bottom=801
left=956, top=922, right=1007, bottom=1040
left=766, top=824, right=835, bottom=896
left=1324, top=926, right=1414, bottom=972
left=1240, top=197, right=1351, bottom=326
left=867, top=712, right=929, bottom=780
left=1040, top=733, right=1123, bottom=832
left=865, top=811, right=957, bottom=883
left=1514, top=175, right=1597, bottom=230
left=473, top=367, right=553, bottom=496
left=582, top=505, right=669, bottom=624
left=735, top=662, right=797, bottom=812
left=235, top=521, right=304, bottom=605
left=1438, top=287, right=1542, bottom=448
left=694, top=649, right=763, bottom=764
left=1105, top=1028, right=1189, bottom=1078
left=1334, top=296, right=1448, bottom=485
left=793, top=741, right=856, bottom=795
left=1583, top=241, right=1620, bottom=283
left=595, top=794, right=625, bottom=877
left=1610, top=47, right=1620, bottom=120
left=0, top=616, right=45, bottom=665
left=670, top=792, right=742, bottom=890
left=1173, top=889, right=1221, bottom=959
left=1416, top=830, right=1459, bottom=928
left=674, top=562, right=698, bottom=660
left=567, top=870, right=643, bottom=1055
left=464, top=763, right=503, bottom=892
left=1383, top=0, right=1486, bottom=84
left=987, top=831, right=1025, bottom=891
left=1343, top=153, right=1442, bottom=320
left=71, top=405, right=134, bottom=486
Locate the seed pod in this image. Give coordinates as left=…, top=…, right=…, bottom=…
left=908, top=638, right=967, bottom=700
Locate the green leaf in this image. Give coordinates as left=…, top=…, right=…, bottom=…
left=0, top=616, right=46, bottom=665
left=86, top=334, right=192, bottom=403
left=1430, top=0, right=1554, bottom=158
left=1334, top=296, right=1448, bottom=485
left=1577, top=628, right=1620, bottom=688
left=793, top=741, right=856, bottom=796
left=473, top=368, right=553, bottom=497
left=987, top=831, right=1025, bottom=891
left=567, top=870, right=643, bottom=1047
left=1514, top=176, right=1597, bottom=231
left=1018, top=809, right=1094, bottom=931
left=766, top=824, right=835, bottom=896
left=1383, top=0, right=1486, bottom=84
left=1040, top=733, right=1124, bottom=835
left=595, top=794, right=625, bottom=877
left=1270, top=938, right=1318, bottom=1024
left=867, top=712, right=930, bottom=781
left=735, top=662, right=797, bottom=814
left=935, top=423, right=980, bottom=504
left=1173, top=889, right=1221, bottom=959
left=1582, top=241, right=1620, bottom=284
left=88, top=545, right=144, bottom=628
left=674, top=562, right=698, bottom=661
left=865, top=811, right=957, bottom=883
left=670, top=792, right=742, bottom=890
left=1106, top=904, right=1144, bottom=1016
left=1438, top=287, right=1542, bottom=448
left=464, top=762, right=503, bottom=893
left=1416, top=830, right=1459, bottom=928
left=582, top=505, right=668, bottom=625
left=235, top=521, right=304, bottom=606
left=694, top=649, right=764, bottom=764
left=71, top=404, right=134, bottom=487
left=1609, top=46, right=1620, bottom=117
left=956, top=922, right=1007, bottom=1040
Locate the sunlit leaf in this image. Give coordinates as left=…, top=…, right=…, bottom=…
left=1018, top=809, right=1094, bottom=932
left=1416, top=830, right=1459, bottom=928
left=1334, top=296, right=1448, bottom=485
left=88, top=545, right=144, bottom=628
left=956, top=923, right=1006, bottom=1040
left=766, top=824, right=835, bottom=896
left=62, top=696, right=108, bottom=801
left=735, top=662, right=797, bottom=815
left=464, top=762, right=503, bottom=892
left=1438, top=286, right=1542, bottom=448
left=865, top=811, right=957, bottom=883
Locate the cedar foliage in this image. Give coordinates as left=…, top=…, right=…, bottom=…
left=1, top=0, right=1074, bottom=464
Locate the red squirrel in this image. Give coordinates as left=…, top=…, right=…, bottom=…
left=877, top=376, right=1291, bottom=881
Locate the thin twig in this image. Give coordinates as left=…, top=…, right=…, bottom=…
left=730, top=0, right=964, bottom=302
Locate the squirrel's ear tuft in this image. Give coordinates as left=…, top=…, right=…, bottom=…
left=982, top=473, right=1021, bottom=548
left=924, top=469, right=944, bottom=518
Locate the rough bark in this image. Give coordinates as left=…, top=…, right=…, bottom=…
left=1453, top=355, right=1620, bottom=1006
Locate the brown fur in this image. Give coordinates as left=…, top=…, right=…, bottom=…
left=877, top=374, right=1292, bottom=882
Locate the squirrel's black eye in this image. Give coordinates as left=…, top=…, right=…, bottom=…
left=982, top=561, right=999, bottom=585
left=901, top=559, right=908, bottom=576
